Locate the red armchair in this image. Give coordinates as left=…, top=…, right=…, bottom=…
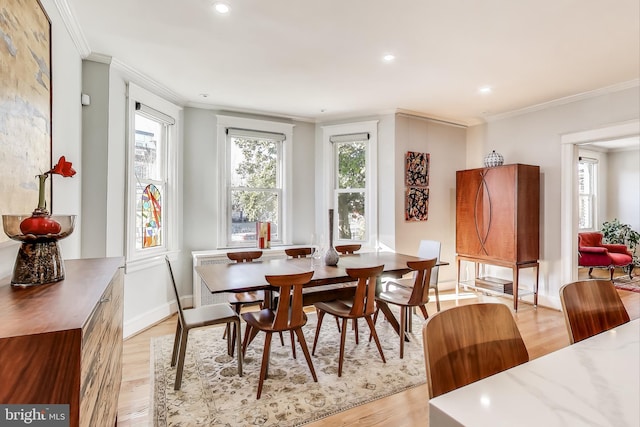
left=578, top=232, right=633, bottom=280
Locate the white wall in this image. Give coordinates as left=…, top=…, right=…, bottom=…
left=607, top=148, right=640, bottom=231
left=467, top=85, right=640, bottom=308
left=393, top=115, right=467, bottom=286
left=0, top=0, right=82, bottom=278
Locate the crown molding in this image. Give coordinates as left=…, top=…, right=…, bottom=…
left=53, top=0, right=91, bottom=57
left=110, top=58, right=186, bottom=106
left=395, top=109, right=468, bottom=128
left=486, top=79, right=640, bottom=123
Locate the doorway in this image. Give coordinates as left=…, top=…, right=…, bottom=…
left=560, top=120, right=640, bottom=284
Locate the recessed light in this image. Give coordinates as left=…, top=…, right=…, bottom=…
left=479, top=85, right=492, bottom=94
left=199, top=93, right=209, bottom=98
left=213, top=2, right=230, bottom=14
left=383, top=54, right=395, bottom=62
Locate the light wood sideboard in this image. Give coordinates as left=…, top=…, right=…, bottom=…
left=0, top=257, right=125, bottom=427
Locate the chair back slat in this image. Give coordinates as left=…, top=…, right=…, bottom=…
left=422, top=303, right=529, bottom=399
left=165, top=256, right=186, bottom=325
left=559, top=280, right=630, bottom=344
left=406, top=258, right=436, bottom=306
left=285, top=247, right=313, bottom=258
left=335, top=244, right=361, bottom=254
left=227, top=251, right=263, bottom=263
left=266, top=271, right=314, bottom=330
left=346, top=265, right=384, bottom=316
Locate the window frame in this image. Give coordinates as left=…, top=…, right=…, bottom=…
left=321, top=121, right=378, bottom=249
left=216, top=115, right=294, bottom=248
left=126, top=83, right=181, bottom=270
left=578, top=156, right=598, bottom=231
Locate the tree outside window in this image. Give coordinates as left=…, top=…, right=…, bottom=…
left=229, top=136, right=282, bottom=243
left=335, top=140, right=367, bottom=241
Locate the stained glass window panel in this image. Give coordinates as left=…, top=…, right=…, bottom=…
left=140, top=184, right=162, bottom=248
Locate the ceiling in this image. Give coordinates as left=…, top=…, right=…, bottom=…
left=65, top=0, right=640, bottom=125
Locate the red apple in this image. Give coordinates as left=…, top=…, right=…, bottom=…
left=20, top=216, right=62, bottom=235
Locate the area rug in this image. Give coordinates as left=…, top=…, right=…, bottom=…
left=152, top=311, right=426, bottom=426
left=613, top=275, right=640, bottom=293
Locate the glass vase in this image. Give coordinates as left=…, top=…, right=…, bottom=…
left=2, top=214, right=76, bottom=287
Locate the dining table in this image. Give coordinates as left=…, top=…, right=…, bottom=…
left=429, top=318, right=640, bottom=427
left=195, top=250, right=445, bottom=336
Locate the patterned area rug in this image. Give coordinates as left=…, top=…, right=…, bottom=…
left=152, top=311, right=426, bottom=426
left=613, top=275, right=640, bottom=293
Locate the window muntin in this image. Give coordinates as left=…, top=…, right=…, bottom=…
left=578, top=157, right=597, bottom=230
left=334, top=139, right=368, bottom=242
left=228, top=135, right=283, bottom=245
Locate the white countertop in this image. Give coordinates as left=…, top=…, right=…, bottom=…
left=429, top=319, right=640, bottom=427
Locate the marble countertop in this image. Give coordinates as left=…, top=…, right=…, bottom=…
left=429, top=319, right=640, bottom=427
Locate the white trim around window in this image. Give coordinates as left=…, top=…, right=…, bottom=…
left=216, top=115, right=294, bottom=248
left=125, top=83, right=182, bottom=272
left=321, top=121, right=378, bottom=250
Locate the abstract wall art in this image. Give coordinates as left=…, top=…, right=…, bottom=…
left=405, top=151, right=430, bottom=221
left=0, top=0, right=52, bottom=244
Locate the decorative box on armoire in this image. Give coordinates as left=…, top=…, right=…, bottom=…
left=455, top=163, right=540, bottom=310
left=0, top=257, right=124, bottom=427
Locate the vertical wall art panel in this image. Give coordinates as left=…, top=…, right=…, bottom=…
left=405, top=186, right=429, bottom=221
left=405, top=151, right=430, bottom=221
left=405, top=151, right=430, bottom=187
left=0, top=0, right=52, bottom=244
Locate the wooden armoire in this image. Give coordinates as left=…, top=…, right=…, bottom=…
left=455, top=163, right=540, bottom=310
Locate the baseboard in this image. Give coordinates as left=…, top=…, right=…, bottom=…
left=123, top=295, right=192, bottom=339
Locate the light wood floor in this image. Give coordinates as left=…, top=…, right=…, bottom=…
left=117, top=271, right=640, bottom=426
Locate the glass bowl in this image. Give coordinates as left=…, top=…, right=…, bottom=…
left=2, top=214, right=76, bottom=241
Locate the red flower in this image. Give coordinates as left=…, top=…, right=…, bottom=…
left=50, top=156, right=76, bottom=177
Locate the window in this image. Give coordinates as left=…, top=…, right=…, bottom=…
left=322, top=121, right=378, bottom=248
left=127, top=84, right=181, bottom=266
left=217, top=115, right=293, bottom=248
left=578, top=157, right=597, bottom=230
left=333, top=135, right=368, bottom=241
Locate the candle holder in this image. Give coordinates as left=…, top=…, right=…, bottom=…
left=2, top=214, right=76, bottom=287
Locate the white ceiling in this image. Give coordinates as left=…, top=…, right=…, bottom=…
left=65, top=0, right=640, bottom=125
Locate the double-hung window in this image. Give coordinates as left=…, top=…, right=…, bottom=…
left=126, top=84, right=181, bottom=266
left=578, top=156, right=598, bottom=230
left=217, top=115, right=293, bottom=248
left=322, top=121, right=378, bottom=249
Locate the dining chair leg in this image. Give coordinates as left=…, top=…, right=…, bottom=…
left=419, top=304, right=429, bottom=319
left=338, top=318, right=348, bottom=377
left=257, top=332, right=273, bottom=399
left=170, top=320, right=182, bottom=367
left=174, top=328, right=190, bottom=390
left=353, top=319, right=359, bottom=344
left=433, top=286, right=441, bottom=311
left=312, top=310, right=326, bottom=355
left=365, top=315, right=386, bottom=364
left=335, top=316, right=341, bottom=332
left=399, top=307, right=406, bottom=359
left=242, top=324, right=253, bottom=357
left=290, top=330, right=296, bottom=359
left=233, top=319, right=243, bottom=377
left=294, top=328, right=318, bottom=382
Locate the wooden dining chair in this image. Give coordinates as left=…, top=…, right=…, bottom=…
left=559, top=280, right=630, bottom=344
left=422, top=303, right=529, bottom=399
left=312, top=265, right=386, bottom=377
left=374, top=258, right=437, bottom=358
left=241, top=271, right=317, bottom=399
left=224, top=251, right=267, bottom=354
left=335, top=244, right=361, bottom=254
left=285, top=247, right=313, bottom=258
left=165, top=256, right=243, bottom=390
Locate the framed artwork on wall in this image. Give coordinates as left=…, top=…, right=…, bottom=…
left=0, top=0, right=52, bottom=244
left=405, top=151, right=430, bottom=187
left=405, top=187, right=429, bottom=221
